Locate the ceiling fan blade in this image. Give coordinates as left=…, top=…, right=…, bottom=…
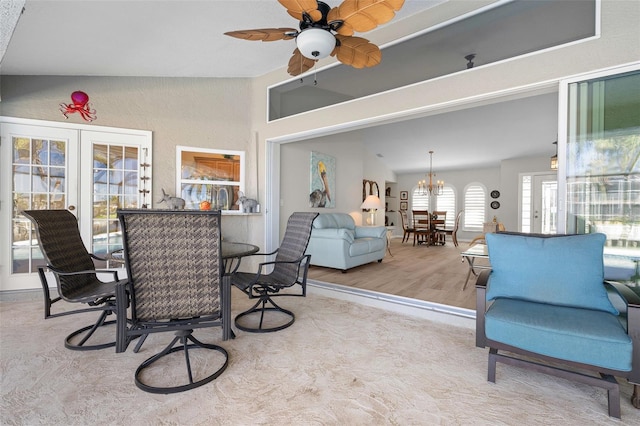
left=328, top=0, right=405, bottom=36
left=287, top=48, right=318, bottom=76
left=332, top=35, right=381, bottom=68
left=278, top=0, right=323, bottom=22
left=224, top=28, right=298, bottom=42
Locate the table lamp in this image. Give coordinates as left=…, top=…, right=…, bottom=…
left=360, top=195, right=383, bottom=226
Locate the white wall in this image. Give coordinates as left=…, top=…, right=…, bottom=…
left=0, top=76, right=262, bottom=245
left=278, top=133, right=395, bottom=232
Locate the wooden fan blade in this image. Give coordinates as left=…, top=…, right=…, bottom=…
left=278, top=0, right=323, bottom=22
left=287, top=48, right=318, bottom=76
left=328, top=0, right=405, bottom=36
left=332, top=35, right=381, bottom=68
left=224, top=28, right=298, bottom=42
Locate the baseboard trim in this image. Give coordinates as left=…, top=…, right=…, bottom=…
left=307, top=279, right=475, bottom=329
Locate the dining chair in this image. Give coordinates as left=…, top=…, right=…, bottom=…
left=231, top=212, right=318, bottom=333
left=432, top=211, right=447, bottom=245
left=412, top=210, right=431, bottom=246
left=399, top=209, right=415, bottom=243
left=116, top=209, right=230, bottom=393
left=22, top=209, right=129, bottom=351
left=439, top=210, right=463, bottom=247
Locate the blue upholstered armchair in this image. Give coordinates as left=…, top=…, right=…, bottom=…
left=475, top=232, right=639, bottom=419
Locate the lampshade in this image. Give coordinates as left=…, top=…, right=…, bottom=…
left=296, top=28, right=336, bottom=60
left=360, top=195, right=383, bottom=210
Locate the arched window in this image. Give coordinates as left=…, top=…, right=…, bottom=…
left=464, top=184, right=486, bottom=232
left=435, top=186, right=456, bottom=228
left=411, top=188, right=429, bottom=210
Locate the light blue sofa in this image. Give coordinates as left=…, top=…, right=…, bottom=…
left=476, top=232, right=639, bottom=418
left=305, top=213, right=386, bottom=272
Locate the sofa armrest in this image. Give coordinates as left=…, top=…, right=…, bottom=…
left=355, top=226, right=386, bottom=239
left=311, top=228, right=355, bottom=243
left=475, top=269, right=491, bottom=348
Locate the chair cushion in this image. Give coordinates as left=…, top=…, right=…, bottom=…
left=485, top=298, right=632, bottom=371
left=486, top=233, right=617, bottom=314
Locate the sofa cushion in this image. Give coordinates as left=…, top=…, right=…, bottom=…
left=313, top=213, right=355, bottom=230
left=486, top=233, right=617, bottom=314
left=485, top=298, right=632, bottom=371
left=355, top=226, right=386, bottom=239
left=309, top=228, right=355, bottom=244
left=349, top=237, right=386, bottom=257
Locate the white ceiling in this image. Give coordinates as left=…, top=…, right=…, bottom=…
left=0, top=0, right=440, bottom=78
left=0, top=0, right=561, bottom=174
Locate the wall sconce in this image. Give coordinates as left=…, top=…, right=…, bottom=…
left=551, top=141, right=558, bottom=170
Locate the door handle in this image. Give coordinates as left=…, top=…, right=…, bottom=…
left=68, top=205, right=76, bottom=211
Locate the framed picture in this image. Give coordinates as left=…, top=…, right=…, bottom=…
left=309, top=151, right=336, bottom=208
left=400, top=201, right=408, bottom=210
left=400, top=191, right=408, bottom=200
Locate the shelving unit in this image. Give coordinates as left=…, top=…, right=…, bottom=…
left=385, top=182, right=400, bottom=237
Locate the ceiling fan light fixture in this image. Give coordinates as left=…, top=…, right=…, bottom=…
left=296, top=28, right=336, bottom=60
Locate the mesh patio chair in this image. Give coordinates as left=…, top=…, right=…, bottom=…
left=22, top=209, right=129, bottom=351
left=116, top=209, right=230, bottom=394
left=231, top=212, right=318, bottom=333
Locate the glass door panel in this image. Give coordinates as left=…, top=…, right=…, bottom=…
left=80, top=131, right=152, bottom=268
left=0, top=124, right=79, bottom=291
left=563, top=67, right=640, bottom=282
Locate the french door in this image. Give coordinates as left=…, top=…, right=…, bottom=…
left=0, top=118, right=152, bottom=291
left=532, top=174, right=558, bottom=234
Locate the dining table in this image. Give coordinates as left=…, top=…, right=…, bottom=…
left=220, top=241, right=260, bottom=340
left=221, top=241, right=259, bottom=274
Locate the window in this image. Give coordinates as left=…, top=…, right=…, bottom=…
left=411, top=188, right=429, bottom=210
left=521, top=175, right=532, bottom=232
left=176, top=146, right=245, bottom=212
left=268, top=0, right=596, bottom=120
left=464, top=184, right=486, bottom=232
left=435, top=186, right=456, bottom=228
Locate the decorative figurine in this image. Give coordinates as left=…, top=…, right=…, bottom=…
left=236, top=191, right=258, bottom=213
left=158, top=189, right=185, bottom=210
left=59, top=91, right=97, bottom=121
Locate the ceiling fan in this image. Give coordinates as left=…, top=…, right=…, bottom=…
left=224, top=0, right=405, bottom=76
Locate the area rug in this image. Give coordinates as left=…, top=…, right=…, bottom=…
left=1, top=287, right=637, bottom=425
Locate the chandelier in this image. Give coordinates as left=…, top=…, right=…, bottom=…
left=417, top=151, right=444, bottom=196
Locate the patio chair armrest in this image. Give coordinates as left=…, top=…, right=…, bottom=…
left=475, top=269, right=491, bottom=348
left=476, top=269, right=491, bottom=289
left=605, top=281, right=640, bottom=307
left=47, top=264, right=121, bottom=281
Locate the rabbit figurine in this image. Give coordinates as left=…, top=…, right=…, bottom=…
left=158, top=189, right=185, bottom=210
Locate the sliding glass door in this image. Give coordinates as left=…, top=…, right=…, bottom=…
left=560, top=64, right=640, bottom=281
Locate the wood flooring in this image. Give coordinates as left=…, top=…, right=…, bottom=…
left=307, top=237, right=488, bottom=311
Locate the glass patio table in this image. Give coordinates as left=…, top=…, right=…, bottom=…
left=460, top=243, right=491, bottom=290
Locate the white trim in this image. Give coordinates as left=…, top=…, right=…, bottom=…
left=267, top=0, right=602, bottom=123
left=0, top=116, right=151, bottom=137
